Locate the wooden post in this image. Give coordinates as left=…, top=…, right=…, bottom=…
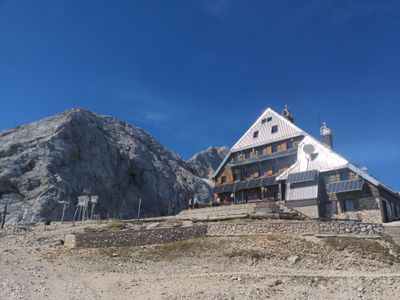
left=137, top=198, right=142, bottom=221
left=61, top=201, right=67, bottom=224
left=1, top=202, right=7, bottom=229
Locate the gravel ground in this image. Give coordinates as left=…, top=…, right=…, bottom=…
left=1, top=222, right=400, bottom=299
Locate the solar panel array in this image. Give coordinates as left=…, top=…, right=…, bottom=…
left=286, top=170, right=318, bottom=184
left=261, top=176, right=276, bottom=187
left=213, top=176, right=277, bottom=193
left=326, top=179, right=364, bottom=194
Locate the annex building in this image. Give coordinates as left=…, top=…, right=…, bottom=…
left=212, top=107, right=400, bottom=223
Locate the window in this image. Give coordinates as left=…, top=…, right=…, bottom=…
left=267, top=117, right=272, bottom=122
left=341, top=172, right=349, bottom=181
left=244, top=171, right=251, bottom=179
left=221, top=176, right=227, bottom=184
left=272, top=165, right=279, bottom=174
left=261, top=118, right=267, bottom=124
left=233, top=169, right=241, bottom=181
left=271, top=125, right=278, bottom=133
left=257, top=148, right=263, bottom=156
left=245, top=151, right=250, bottom=159
left=323, top=173, right=339, bottom=184
left=344, top=199, right=356, bottom=212
left=272, top=144, right=278, bottom=153
left=253, top=131, right=259, bottom=139
left=287, top=140, right=293, bottom=149
left=232, top=153, right=238, bottom=162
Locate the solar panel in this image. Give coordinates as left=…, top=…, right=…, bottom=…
left=242, top=180, right=250, bottom=190
left=232, top=182, right=238, bottom=192
left=261, top=176, right=276, bottom=186
left=247, top=179, right=257, bottom=189
left=286, top=170, right=318, bottom=184
left=327, top=179, right=364, bottom=194
left=222, top=183, right=233, bottom=193
left=253, top=178, right=263, bottom=188
left=227, top=183, right=235, bottom=193
left=235, top=180, right=249, bottom=191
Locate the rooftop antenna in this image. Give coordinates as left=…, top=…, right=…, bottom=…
left=320, top=122, right=333, bottom=148
left=282, top=104, right=294, bottom=123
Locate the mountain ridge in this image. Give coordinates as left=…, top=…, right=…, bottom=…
left=0, top=108, right=228, bottom=223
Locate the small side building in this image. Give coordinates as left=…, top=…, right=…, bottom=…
left=212, top=107, right=400, bottom=223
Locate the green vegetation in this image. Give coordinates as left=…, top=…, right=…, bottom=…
left=325, top=237, right=387, bottom=254
left=105, top=221, right=127, bottom=231
left=226, top=249, right=267, bottom=261
left=381, top=234, right=400, bottom=255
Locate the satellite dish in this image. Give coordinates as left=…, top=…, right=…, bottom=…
left=303, top=144, right=315, bottom=155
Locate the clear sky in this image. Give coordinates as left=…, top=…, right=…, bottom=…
left=0, top=1, right=399, bottom=190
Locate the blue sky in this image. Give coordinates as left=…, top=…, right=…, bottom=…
left=0, top=0, right=399, bottom=189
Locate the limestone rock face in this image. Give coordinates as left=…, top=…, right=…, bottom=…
left=187, top=146, right=229, bottom=180
left=0, top=109, right=211, bottom=223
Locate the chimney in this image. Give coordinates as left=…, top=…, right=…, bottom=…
left=282, top=105, right=294, bottom=123
left=320, top=122, right=333, bottom=148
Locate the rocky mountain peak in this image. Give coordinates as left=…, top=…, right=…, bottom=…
left=0, top=108, right=212, bottom=223
left=187, top=146, right=230, bottom=180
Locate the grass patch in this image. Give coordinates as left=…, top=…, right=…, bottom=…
left=381, top=234, right=400, bottom=255
left=158, top=239, right=206, bottom=252
left=105, top=221, right=126, bottom=231
left=226, top=249, right=267, bottom=261
left=324, top=237, right=388, bottom=256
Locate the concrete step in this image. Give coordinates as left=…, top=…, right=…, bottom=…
left=275, top=201, right=310, bottom=220
left=383, top=225, right=400, bottom=245
left=253, top=201, right=282, bottom=214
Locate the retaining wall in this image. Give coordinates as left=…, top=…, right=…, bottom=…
left=65, top=220, right=385, bottom=248
left=207, top=221, right=317, bottom=236
left=207, top=220, right=384, bottom=236
left=65, top=225, right=208, bottom=248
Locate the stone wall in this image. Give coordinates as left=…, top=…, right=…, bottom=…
left=65, top=225, right=208, bottom=248
left=317, top=220, right=384, bottom=235
left=206, top=220, right=384, bottom=237
left=331, top=197, right=383, bottom=223
left=207, top=221, right=317, bottom=236
left=177, top=203, right=255, bottom=220
left=65, top=220, right=385, bottom=248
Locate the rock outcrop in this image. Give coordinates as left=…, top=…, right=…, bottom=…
left=0, top=108, right=212, bottom=223
left=187, top=146, right=229, bottom=180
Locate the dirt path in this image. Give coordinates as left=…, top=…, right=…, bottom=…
left=1, top=223, right=400, bottom=299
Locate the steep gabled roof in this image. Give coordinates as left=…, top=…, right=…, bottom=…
left=231, top=108, right=304, bottom=152
left=213, top=108, right=400, bottom=200
left=213, top=107, right=304, bottom=179
left=276, top=130, right=400, bottom=200
left=276, top=136, right=348, bottom=180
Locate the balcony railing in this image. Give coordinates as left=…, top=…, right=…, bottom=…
left=228, top=147, right=297, bottom=167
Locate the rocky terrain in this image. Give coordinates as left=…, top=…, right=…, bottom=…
left=187, top=146, right=229, bottom=180
left=1, top=222, right=400, bottom=299
left=0, top=108, right=227, bottom=223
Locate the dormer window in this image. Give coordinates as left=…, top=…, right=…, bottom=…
left=253, top=131, right=259, bottom=138
left=262, top=117, right=272, bottom=124
left=271, top=125, right=278, bottom=133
